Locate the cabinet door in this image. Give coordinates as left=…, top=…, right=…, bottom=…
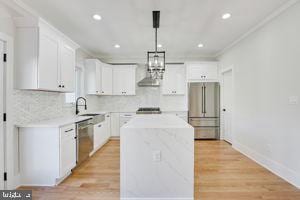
left=85, top=60, right=101, bottom=95
left=110, top=113, right=120, bottom=137
left=105, top=113, right=111, bottom=139
left=113, top=66, right=136, bottom=95
left=101, top=64, right=113, bottom=95
left=60, top=125, right=76, bottom=177
left=38, top=33, right=60, bottom=90
left=94, top=122, right=105, bottom=150
left=60, top=44, right=75, bottom=92
left=162, top=65, right=185, bottom=95
left=187, top=62, right=218, bottom=82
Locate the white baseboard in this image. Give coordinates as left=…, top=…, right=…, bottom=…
left=233, top=141, right=300, bottom=189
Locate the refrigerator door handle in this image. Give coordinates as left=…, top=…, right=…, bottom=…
left=201, top=85, right=204, bottom=114
left=204, top=85, right=206, bottom=114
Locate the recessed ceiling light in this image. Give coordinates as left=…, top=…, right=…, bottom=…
left=198, top=43, right=204, bottom=48
left=222, top=13, right=231, bottom=19
left=114, top=44, right=120, bottom=48
left=157, top=44, right=162, bottom=48
left=93, top=14, right=102, bottom=21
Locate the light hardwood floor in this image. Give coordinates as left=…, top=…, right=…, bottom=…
left=20, top=140, right=300, bottom=200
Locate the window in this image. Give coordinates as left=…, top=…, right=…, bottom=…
left=65, top=66, right=84, bottom=104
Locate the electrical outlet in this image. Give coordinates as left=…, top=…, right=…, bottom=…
left=152, top=150, right=161, bottom=162
left=288, top=96, right=298, bottom=105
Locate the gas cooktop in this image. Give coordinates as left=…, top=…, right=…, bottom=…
left=136, top=107, right=162, bottom=114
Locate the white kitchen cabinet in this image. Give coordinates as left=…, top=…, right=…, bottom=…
left=15, top=18, right=79, bottom=92
left=119, top=113, right=136, bottom=127
left=162, top=64, right=186, bottom=95
left=101, top=64, right=113, bottom=95
left=60, top=44, right=76, bottom=92
left=110, top=113, right=120, bottom=137
left=59, top=124, right=76, bottom=177
left=93, top=121, right=106, bottom=150
left=104, top=113, right=111, bottom=139
left=85, top=59, right=113, bottom=95
left=19, top=123, right=76, bottom=186
left=186, top=62, right=219, bottom=82
left=113, top=65, right=136, bottom=95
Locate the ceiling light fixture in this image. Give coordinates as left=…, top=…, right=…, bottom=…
left=222, top=13, right=231, bottom=19
left=114, top=44, right=120, bottom=48
left=157, top=44, right=162, bottom=48
left=198, top=43, right=204, bottom=48
left=93, top=14, right=102, bottom=21
left=146, top=11, right=165, bottom=80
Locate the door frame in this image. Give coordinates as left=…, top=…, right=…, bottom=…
left=0, top=32, right=15, bottom=189
left=220, top=66, right=234, bottom=144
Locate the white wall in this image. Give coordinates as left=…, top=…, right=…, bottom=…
left=219, top=2, right=300, bottom=188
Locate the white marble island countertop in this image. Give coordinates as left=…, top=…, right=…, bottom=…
left=123, top=114, right=192, bottom=129
left=120, top=114, right=194, bottom=200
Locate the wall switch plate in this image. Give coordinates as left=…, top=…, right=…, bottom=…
left=288, top=96, right=298, bottom=105
left=152, top=150, right=161, bottom=162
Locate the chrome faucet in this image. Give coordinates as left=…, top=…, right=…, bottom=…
left=76, top=97, right=87, bottom=115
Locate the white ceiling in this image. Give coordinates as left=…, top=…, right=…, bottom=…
left=20, top=0, right=290, bottom=60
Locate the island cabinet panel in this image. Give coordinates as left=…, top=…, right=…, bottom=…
left=112, top=65, right=136, bottom=95
left=19, top=124, right=76, bottom=186
left=162, top=64, right=186, bottom=95
left=120, top=115, right=194, bottom=200
left=15, top=19, right=79, bottom=92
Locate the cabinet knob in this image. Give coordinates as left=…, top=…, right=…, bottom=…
left=102, top=91, right=104, bottom=93
left=62, top=85, right=65, bottom=88
left=58, top=85, right=62, bottom=88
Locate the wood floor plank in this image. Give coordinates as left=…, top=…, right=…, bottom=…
left=19, top=140, right=300, bottom=200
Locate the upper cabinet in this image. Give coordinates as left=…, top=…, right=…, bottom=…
left=186, top=62, right=219, bottom=82
left=162, top=64, right=186, bottom=95
left=113, top=65, right=136, bottom=95
left=85, top=59, right=113, bottom=95
left=15, top=18, right=79, bottom=92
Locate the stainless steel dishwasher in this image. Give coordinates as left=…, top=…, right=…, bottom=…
left=76, top=119, right=94, bottom=165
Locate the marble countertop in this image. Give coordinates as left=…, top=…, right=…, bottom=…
left=122, top=114, right=193, bottom=129
left=16, top=116, right=93, bottom=128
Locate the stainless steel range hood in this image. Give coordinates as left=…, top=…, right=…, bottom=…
left=138, top=77, right=160, bottom=87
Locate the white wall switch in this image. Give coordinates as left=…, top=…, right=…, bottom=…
left=152, top=150, right=161, bottom=162
left=288, top=96, right=298, bottom=105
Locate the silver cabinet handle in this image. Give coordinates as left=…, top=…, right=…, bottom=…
left=65, top=128, right=74, bottom=133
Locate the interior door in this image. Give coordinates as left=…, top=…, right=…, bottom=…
left=0, top=40, right=5, bottom=189
left=222, top=70, right=233, bottom=143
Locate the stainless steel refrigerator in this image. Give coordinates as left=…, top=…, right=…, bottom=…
left=188, top=82, right=220, bottom=139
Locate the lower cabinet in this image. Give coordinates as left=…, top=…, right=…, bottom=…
left=92, top=113, right=111, bottom=152
left=19, top=124, right=76, bottom=186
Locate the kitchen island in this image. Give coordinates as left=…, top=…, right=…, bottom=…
left=120, top=114, right=194, bottom=200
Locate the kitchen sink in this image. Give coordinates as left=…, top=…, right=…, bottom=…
left=80, top=113, right=105, bottom=124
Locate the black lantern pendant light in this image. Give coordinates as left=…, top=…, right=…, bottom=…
left=147, top=11, right=165, bottom=80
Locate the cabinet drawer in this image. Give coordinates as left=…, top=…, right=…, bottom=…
left=194, top=127, right=219, bottom=139
left=60, top=124, right=76, bottom=139
left=189, top=118, right=219, bottom=127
